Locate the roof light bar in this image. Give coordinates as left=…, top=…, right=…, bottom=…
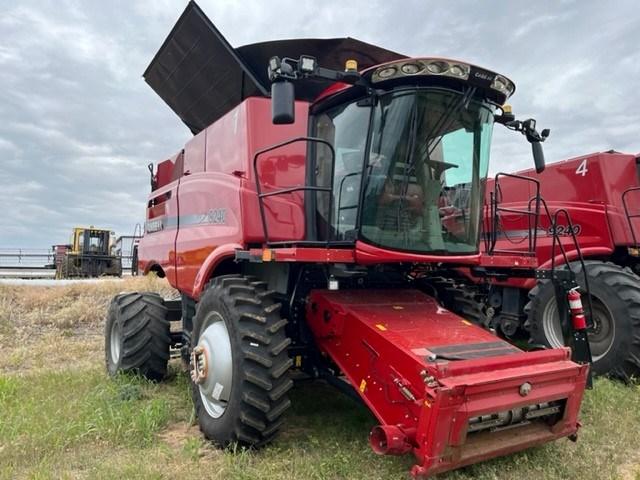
left=370, top=58, right=515, bottom=99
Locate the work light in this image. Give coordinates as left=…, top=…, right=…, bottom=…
left=401, top=63, right=422, bottom=74
left=299, top=55, right=317, bottom=73
left=377, top=66, right=397, bottom=78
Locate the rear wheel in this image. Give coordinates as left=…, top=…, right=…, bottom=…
left=525, top=261, right=640, bottom=379
left=190, top=274, right=293, bottom=447
left=105, top=292, right=171, bottom=381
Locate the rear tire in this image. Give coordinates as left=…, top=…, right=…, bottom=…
left=525, top=261, right=640, bottom=379
left=190, top=274, right=293, bottom=448
left=105, top=292, right=171, bottom=381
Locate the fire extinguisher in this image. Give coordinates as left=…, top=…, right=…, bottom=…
left=566, top=287, right=592, bottom=383
left=567, top=288, right=587, bottom=331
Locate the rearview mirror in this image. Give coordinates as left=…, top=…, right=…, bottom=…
left=532, top=141, right=545, bottom=173
left=271, top=81, right=295, bottom=124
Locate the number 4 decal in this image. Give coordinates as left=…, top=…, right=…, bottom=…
left=576, top=159, right=588, bottom=176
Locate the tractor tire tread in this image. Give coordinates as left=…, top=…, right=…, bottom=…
left=265, top=398, right=291, bottom=422
left=105, top=292, right=171, bottom=381
left=262, top=417, right=285, bottom=438
left=270, top=338, right=292, bottom=356
left=240, top=329, right=271, bottom=345
left=242, top=391, right=271, bottom=413
left=264, top=303, right=282, bottom=314
left=249, top=281, right=269, bottom=290
left=268, top=378, right=293, bottom=402
left=240, top=312, right=267, bottom=324
left=191, top=275, right=293, bottom=448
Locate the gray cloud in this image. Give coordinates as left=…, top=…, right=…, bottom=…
left=1, top=0, right=638, bottom=248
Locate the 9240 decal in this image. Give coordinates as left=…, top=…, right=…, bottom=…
left=547, top=224, right=582, bottom=236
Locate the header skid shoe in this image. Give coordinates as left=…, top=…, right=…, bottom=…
left=306, top=289, right=589, bottom=477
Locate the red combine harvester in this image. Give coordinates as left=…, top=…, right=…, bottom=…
left=437, top=151, right=640, bottom=379
left=105, top=2, right=591, bottom=476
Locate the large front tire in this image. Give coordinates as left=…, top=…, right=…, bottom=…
left=105, top=292, right=171, bottom=381
left=525, top=261, right=640, bottom=379
left=190, top=275, right=293, bottom=447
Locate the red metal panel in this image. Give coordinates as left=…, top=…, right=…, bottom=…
left=204, top=101, right=248, bottom=175
left=174, top=172, right=243, bottom=297
left=306, top=289, right=587, bottom=477
left=138, top=181, right=180, bottom=285
left=155, top=159, right=175, bottom=190
left=139, top=97, right=312, bottom=293
left=603, top=154, right=640, bottom=245
left=479, top=152, right=640, bottom=289
left=478, top=254, right=537, bottom=268
left=488, top=201, right=614, bottom=264
left=622, top=188, right=640, bottom=244
left=192, top=243, right=244, bottom=299
left=242, top=98, right=310, bottom=243
left=355, top=240, right=483, bottom=265
left=257, top=247, right=356, bottom=263
left=184, top=129, right=206, bottom=174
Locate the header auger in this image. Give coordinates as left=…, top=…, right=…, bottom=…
left=105, top=2, right=591, bottom=476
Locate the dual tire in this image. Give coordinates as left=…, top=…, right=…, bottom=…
left=104, top=275, right=293, bottom=447
left=105, top=292, right=171, bottom=381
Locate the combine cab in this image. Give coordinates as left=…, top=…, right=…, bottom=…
left=105, top=2, right=591, bottom=476
left=56, top=226, right=121, bottom=278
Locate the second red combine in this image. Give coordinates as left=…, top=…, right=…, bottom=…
left=105, top=2, right=590, bottom=477
left=435, top=151, right=640, bottom=380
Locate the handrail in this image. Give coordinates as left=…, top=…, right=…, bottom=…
left=538, top=199, right=594, bottom=332
left=253, top=136, right=336, bottom=246
left=488, top=172, right=541, bottom=256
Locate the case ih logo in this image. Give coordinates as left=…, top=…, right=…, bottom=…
left=473, top=71, right=493, bottom=82
left=145, top=218, right=164, bottom=233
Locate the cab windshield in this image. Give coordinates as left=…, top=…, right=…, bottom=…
left=313, top=88, right=495, bottom=254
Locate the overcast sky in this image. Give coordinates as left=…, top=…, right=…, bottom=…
left=1, top=0, right=639, bottom=248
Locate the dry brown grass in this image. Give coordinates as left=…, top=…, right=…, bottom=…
left=0, top=276, right=177, bottom=374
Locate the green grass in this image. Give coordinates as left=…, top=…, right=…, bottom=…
left=0, top=369, right=182, bottom=470
left=1, top=279, right=639, bottom=479
left=1, top=366, right=639, bottom=479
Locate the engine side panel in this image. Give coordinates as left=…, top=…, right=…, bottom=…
left=175, top=172, right=243, bottom=297
left=139, top=97, right=310, bottom=296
